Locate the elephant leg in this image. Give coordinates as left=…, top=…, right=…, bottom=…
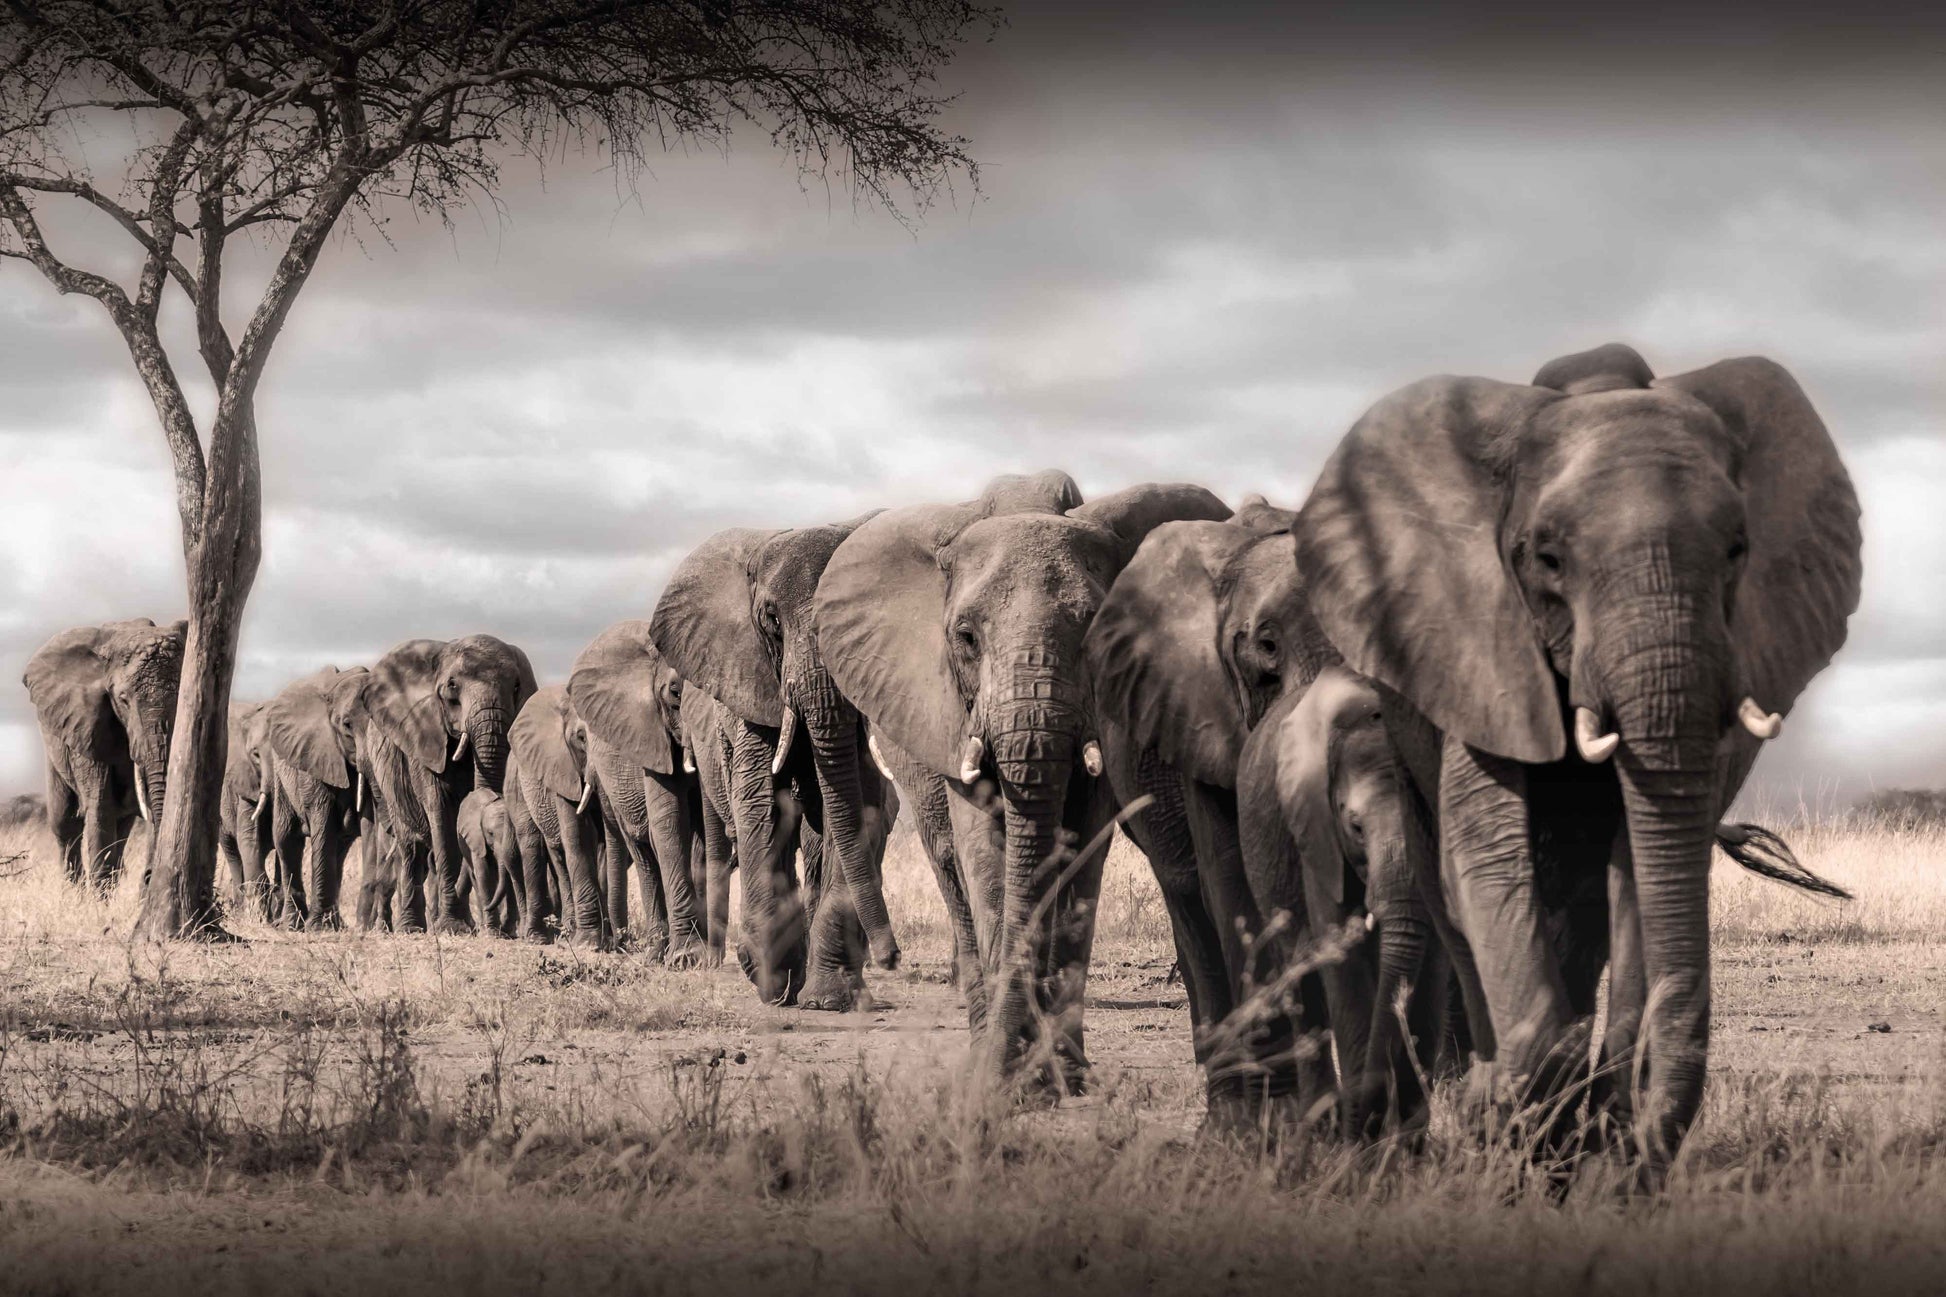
left=699, top=793, right=733, bottom=967
left=1595, top=837, right=1647, bottom=1128
left=801, top=823, right=860, bottom=1012
left=1439, top=739, right=1576, bottom=1104
left=728, top=727, right=806, bottom=1005
left=306, top=809, right=347, bottom=932
left=238, top=812, right=274, bottom=922
left=219, top=818, right=245, bottom=906
left=77, top=772, right=120, bottom=896
left=408, top=765, right=471, bottom=936
left=945, top=786, right=1007, bottom=1035
left=641, top=770, right=705, bottom=966
left=510, top=797, right=552, bottom=943
left=1038, top=786, right=1113, bottom=1094
left=45, top=766, right=84, bottom=886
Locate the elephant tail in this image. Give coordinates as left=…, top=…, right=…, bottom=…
left=1715, top=822, right=1852, bottom=899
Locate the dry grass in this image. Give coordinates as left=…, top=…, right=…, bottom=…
left=0, top=812, right=1943, bottom=1293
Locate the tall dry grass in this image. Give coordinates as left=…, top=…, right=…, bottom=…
left=0, top=809, right=1943, bottom=1291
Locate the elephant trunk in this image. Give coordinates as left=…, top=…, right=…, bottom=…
left=1596, top=597, right=1730, bottom=1161
left=806, top=678, right=898, bottom=970
left=466, top=703, right=511, bottom=793
left=1358, top=830, right=1429, bottom=1135
left=980, top=658, right=1081, bottom=1089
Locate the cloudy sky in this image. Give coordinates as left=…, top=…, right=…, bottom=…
left=3, top=2, right=1943, bottom=813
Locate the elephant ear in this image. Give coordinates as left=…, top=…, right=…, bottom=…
left=570, top=620, right=677, bottom=775
left=816, top=501, right=982, bottom=781
left=1660, top=357, right=1863, bottom=720
left=980, top=469, right=1083, bottom=515
left=1294, top=376, right=1567, bottom=764
left=1278, top=667, right=1369, bottom=910
left=510, top=687, right=584, bottom=804
left=368, top=640, right=451, bottom=773
left=266, top=670, right=352, bottom=789
left=1069, top=483, right=1233, bottom=566
left=1087, top=521, right=1259, bottom=785
left=651, top=528, right=785, bottom=727
left=23, top=626, right=118, bottom=760
left=1532, top=342, right=1656, bottom=395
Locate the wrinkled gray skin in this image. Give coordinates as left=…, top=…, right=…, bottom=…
left=1294, top=345, right=1862, bottom=1163
left=218, top=701, right=275, bottom=917
left=567, top=622, right=708, bottom=967
left=457, top=788, right=518, bottom=935
left=361, top=635, right=537, bottom=935
left=681, top=684, right=747, bottom=972
left=262, top=666, right=373, bottom=931
left=504, top=685, right=602, bottom=945
left=1086, top=501, right=1354, bottom=1128
left=818, top=472, right=1232, bottom=1090
left=24, top=619, right=186, bottom=892
left=1237, top=666, right=1447, bottom=1139
left=651, top=520, right=902, bottom=1009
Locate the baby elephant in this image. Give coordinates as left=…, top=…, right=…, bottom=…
left=458, top=788, right=519, bottom=936
left=1238, top=665, right=1449, bottom=1138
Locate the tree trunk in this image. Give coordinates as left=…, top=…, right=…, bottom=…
left=136, top=403, right=261, bottom=941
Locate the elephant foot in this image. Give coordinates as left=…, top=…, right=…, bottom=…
left=662, top=939, right=709, bottom=971
left=430, top=913, right=476, bottom=937
left=798, top=969, right=856, bottom=1013
left=868, top=932, right=902, bottom=972
left=306, top=913, right=345, bottom=934
left=185, top=922, right=244, bottom=946
left=518, top=926, right=555, bottom=945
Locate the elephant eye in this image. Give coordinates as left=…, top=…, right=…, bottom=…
left=954, top=624, right=979, bottom=656
left=1534, top=548, right=1562, bottom=574
left=1728, top=536, right=1748, bottom=564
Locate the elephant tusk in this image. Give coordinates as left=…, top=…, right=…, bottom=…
left=683, top=747, right=696, bottom=774
left=1738, top=697, right=1783, bottom=740
left=958, top=735, right=985, bottom=785
left=356, top=770, right=366, bottom=814
left=1082, top=739, right=1104, bottom=778
left=867, top=732, right=896, bottom=782
left=451, top=731, right=469, bottom=762
left=577, top=781, right=594, bottom=815
left=253, top=793, right=268, bottom=825
left=1574, top=707, right=1619, bottom=764
left=133, top=762, right=151, bottom=822
left=772, top=706, right=798, bottom=777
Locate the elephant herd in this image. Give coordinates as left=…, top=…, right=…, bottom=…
left=20, top=344, right=1862, bottom=1168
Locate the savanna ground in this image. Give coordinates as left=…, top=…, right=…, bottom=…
left=1, top=808, right=1944, bottom=1294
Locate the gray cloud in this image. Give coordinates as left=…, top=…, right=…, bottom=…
left=3, top=4, right=1943, bottom=811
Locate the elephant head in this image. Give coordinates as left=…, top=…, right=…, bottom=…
left=364, top=635, right=537, bottom=794
left=1294, top=345, right=1862, bottom=1153
left=509, top=685, right=592, bottom=812
left=817, top=473, right=1230, bottom=1080
left=1273, top=665, right=1425, bottom=1135
left=649, top=515, right=901, bottom=970
left=1085, top=503, right=1337, bottom=789
left=223, top=701, right=272, bottom=822
left=568, top=619, right=685, bottom=777
left=264, top=666, right=372, bottom=802
left=24, top=618, right=187, bottom=822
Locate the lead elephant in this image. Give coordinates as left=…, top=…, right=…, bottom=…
left=817, top=473, right=1231, bottom=1089
left=567, top=622, right=708, bottom=965
left=217, top=701, right=275, bottom=915
left=1293, top=344, right=1861, bottom=1163
left=263, top=666, right=373, bottom=931
left=360, top=635, right=537, bottom=934
left=24, top=618, right=187, bottom=892
left=1085, top=501, right=1354, bottom=1127
left=650, top=517, right=901, bottom=1009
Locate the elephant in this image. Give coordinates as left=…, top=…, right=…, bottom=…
left=566, top=621, right=709, bottom=965
left=217, top=701, right=275, bottom=917
left=457, top=788, right=518, bottom=934
left=650, top=516, right=902, bottom=1009
left=262, top=666, right=373, bottom=931
left=24, top=618, right=187, bottom=892
left=359, top=635, right=537, bottom=934
left=504, top=685, right=604, bottom=944
left=681, top=678, right=745, bottom=970
left=1236, top=665, right=1449, bottom=1138
left=1084, top=500, right=1359, bottom=1127
left=1292, top=344, right=1862, bottom=1162
left=817, top=471, right=1232, bottom=1089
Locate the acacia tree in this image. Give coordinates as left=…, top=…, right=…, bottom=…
left=0, top=0, right=991, bottom=939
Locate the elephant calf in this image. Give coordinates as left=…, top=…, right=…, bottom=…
left=458, top=788, right=518, bottom=935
